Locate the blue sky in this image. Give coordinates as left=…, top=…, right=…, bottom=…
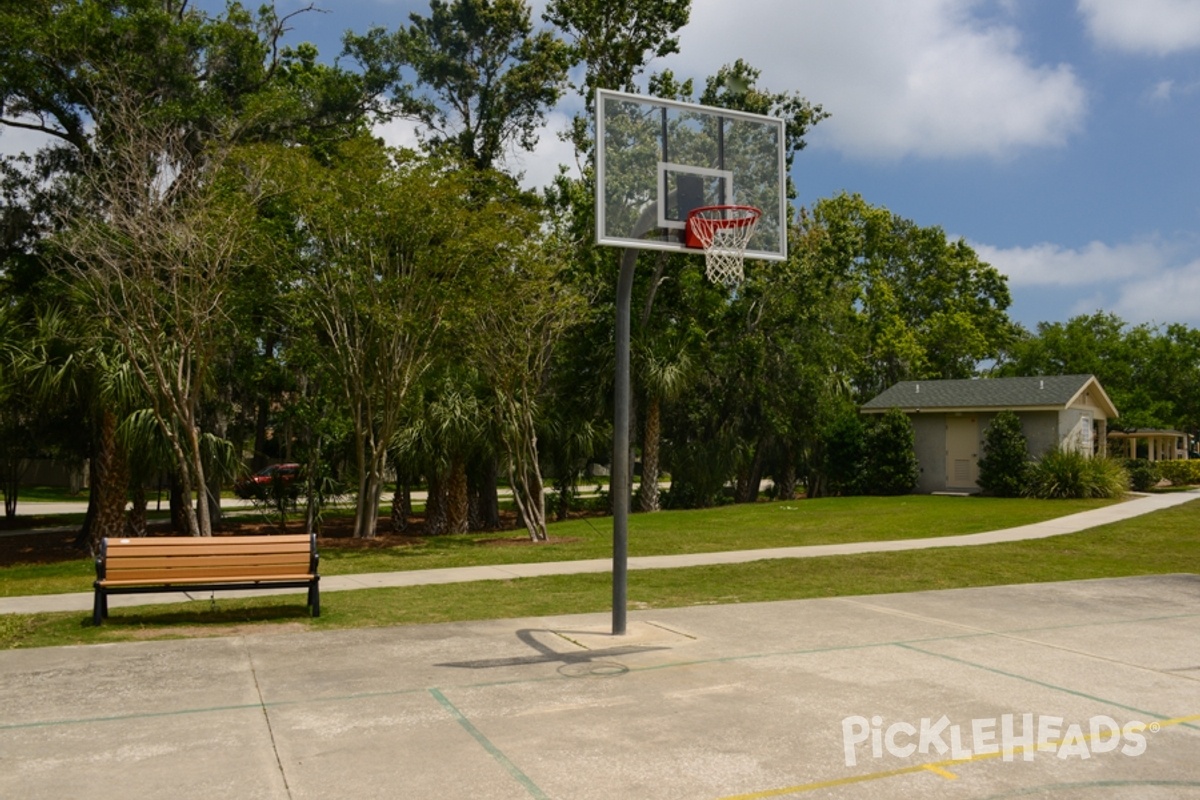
left=5, top=0, right=1197, bottom=330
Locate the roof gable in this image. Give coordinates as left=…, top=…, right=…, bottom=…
left=862, top=375, right=1118, bottom=417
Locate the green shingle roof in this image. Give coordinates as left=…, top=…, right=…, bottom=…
left=862, top=375, right=1116, bottom=415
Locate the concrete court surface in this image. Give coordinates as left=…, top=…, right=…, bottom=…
left=2, top=575, right=1198, bottom=800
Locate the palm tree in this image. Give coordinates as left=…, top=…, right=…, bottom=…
left=635, top=332, right=695, bottom=512
left=7, top=308, right=142, bottom=552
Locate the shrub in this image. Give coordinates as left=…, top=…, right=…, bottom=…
left=865, top=408, right=919, bottom=496
left=1024, top=448, right=1129, bottom=499
left=1157, top=460, right=1200, bottom=486
left=821, top=411, right=868, bottom=496
left=1124, top=459, right=1161, bottom=492
left=977, top=410, right=1030, bottom=497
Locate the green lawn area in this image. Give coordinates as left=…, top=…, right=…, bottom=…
left=320, top=495, right=1115, bottom=574
left=1, top=494, right=1196, bottom=650
left=1, top=495, right=1113, bottom=597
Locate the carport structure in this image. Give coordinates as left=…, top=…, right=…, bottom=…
left=1108, top=428, right=1192, bottom=462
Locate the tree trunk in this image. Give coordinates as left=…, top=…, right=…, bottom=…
left=735, top=441, right=766, bottom=504
left=205, top=470, right=223, bottom=532
left=252, top=397, right=271, bottom=471
left=637, top=396, right=662, bottom=512
left=511, top=462, right=547, bottom=541
left=128, top=482, right=148, bottom=536
left=186, top=422, right=212, bottom=537
left=554, top=472, right=572, bottom=521
left=479, top=457, right=500, bottom=529
left=508, top=409, right=548, bottom=541
left=390, top=480, right=411, bottom=533
left=774, top=460, right=798, bottom=501
left=467, top=458, right=501, bottom=530
left=86, top=408, right=130, bottom=553
left=445, top=456, right=469, bottom=534
left=425, top=471, right=448, bottom=535
left=169, top=472, right=187, bottom=532
left=355, top=470, right=381, bottom=539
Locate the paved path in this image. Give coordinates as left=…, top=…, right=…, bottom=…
left=2, top=490, right=1195, bottom=616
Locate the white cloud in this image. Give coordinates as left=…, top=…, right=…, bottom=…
left=1150, top=79, right=1175, bottom=102
left=973, top=239, right=1172, bottom=288
left=1078, top=0, right=1200, bottom=56
left=666, top=0, right=1088, bottom=160
left=1111, top=258, right=1200, bottom=324
left=977, top=237, right=1200, bottom=327
left=371, top=116, right=422, bottom=152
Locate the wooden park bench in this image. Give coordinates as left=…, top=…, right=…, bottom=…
left=93, top=533, right=319, bottom=625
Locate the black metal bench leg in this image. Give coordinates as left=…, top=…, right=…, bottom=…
left=310, top=582, right=320, bottom=618
left=93, top=589, right=104, bottom=626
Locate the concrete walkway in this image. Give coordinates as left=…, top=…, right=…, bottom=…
left=2, top=490, right=1195, bottom=616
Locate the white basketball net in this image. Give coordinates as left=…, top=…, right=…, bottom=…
left=687, top=207, right=761, bottom=287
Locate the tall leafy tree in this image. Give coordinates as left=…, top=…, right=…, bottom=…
left=346, top=0, right=570, bottom=172
left=278, top=139, right=519, bottom=539
left=56, top=110, right=267, bottom=537
left=806, top=193, right=1017, bottom=400
left=545, top=0, right=691, bottom=153
left=2, top=0, right=376, bottom=536
left=995, top=313, right=1200, bottom=434
left=472, top=232, right=584, bottom=540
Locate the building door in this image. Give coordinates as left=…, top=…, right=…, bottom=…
left=945, top=416, right=979, bottom=489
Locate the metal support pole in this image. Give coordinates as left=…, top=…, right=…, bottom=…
left=612, top=246, right=638, bottom=635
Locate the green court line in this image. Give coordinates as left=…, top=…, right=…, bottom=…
left=429, top=688, right=551, bottom=800
left=0, top=687, right=429, bottom=732
left=0, top=702, right=264, bottom=731
left=896, top=643, right=1200, bottom=731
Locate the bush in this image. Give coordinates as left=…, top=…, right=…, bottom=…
left=977, top=410, right=1030, bottom=497
left=1157, top=460, right=1200, bottom=486
left=821, top=411, right=868, bottom=496
left=1024, top=448, right=1129, bottom=499
left=1124, top=459, right=1161, bottom=492
left=865, top=408, right=919, bottom=496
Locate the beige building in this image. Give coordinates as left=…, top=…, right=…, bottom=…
left=862, top=375, right=1118, bottom=494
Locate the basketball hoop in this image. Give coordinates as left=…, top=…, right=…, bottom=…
left=685, top=205, right=762, bottom=287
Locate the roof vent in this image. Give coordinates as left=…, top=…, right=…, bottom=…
left=916, top=384, right=920, bottom=394
left=1040, top=379, right=1044, bottom=390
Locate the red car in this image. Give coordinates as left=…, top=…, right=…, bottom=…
left=233, top=463, right=302, bottom=499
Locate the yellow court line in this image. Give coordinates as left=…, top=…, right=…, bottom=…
left=716, top=712, right=1200, bottom=800
left=923, top=764, right=959, bottom=780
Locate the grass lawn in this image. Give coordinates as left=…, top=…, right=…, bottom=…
left=321, top=495, right=1115, bottom=573
left=1, top=495, right=1113, bottom=597
left=0, top=494, right=1195, bottom=649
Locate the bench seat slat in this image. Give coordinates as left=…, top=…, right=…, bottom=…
left=100, top=572, right=316, bottom=587
left=104, top=554, right=311, bottom=570
left=104, top=565, right=311, bottom=582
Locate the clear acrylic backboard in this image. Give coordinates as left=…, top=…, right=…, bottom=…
left=595, top=88, right=787, bottom=262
